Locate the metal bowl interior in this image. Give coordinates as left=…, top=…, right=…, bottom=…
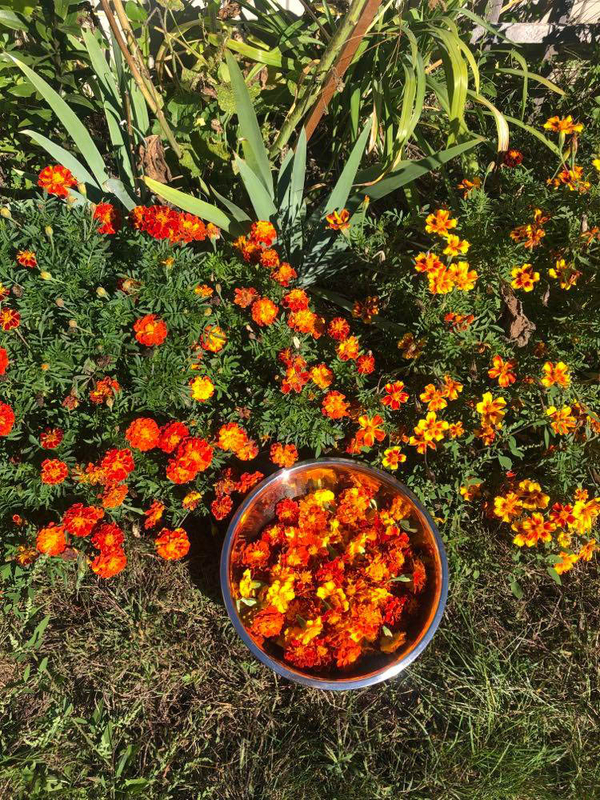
left=220, top=458, right=448, bottom=690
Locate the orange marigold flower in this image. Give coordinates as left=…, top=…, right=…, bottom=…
left=36, top=522, right=67, bottom=556
left=101, top=448, right=135, bottom=483
left=325, top=208, right=350, bottom=231
left=0, top=347, right=8, bottom=375
left=356, top=354, right=375, bottom=375
left=125, top=417, right=160, bottom=451
left=382, top=447, right=406, bottom=471
left=89, top=376, right=121, bottom=405
left=355, top=414, right=386, bottom=448
left=493, top=493, right=522, bottom=522
left=211, top=495, right=234, bottom=520
left=578, top=539, right=597, bottom=562
left=93, top=203, right=121, bottom=235
left=251, top=606, right=285, bottom=638
left=237, top=471, right=264, bottom=494
left=517, top=480, right=549, bottom=510
left=328, top=317, right=350, bottom=341
left=201, top=324, right=227, bottom=353
left=420, top=384, right=447, bottom=412
left=489, top=355, right=517, bottom=388
left=236, top=439, right=259, bottom=461
left=512, top=513, right=555, bottom=547
left=270, top=442, right=298, bottom=469
left=233, top=287, right=259, bottom=308
left=260, top=248, right=280, bottom=269
left=134, top=314, right=167, bottom=346
left=139, top=205, right=180, bottom=242
left=271, top=262, right=297, bottom=287
left=101, top=483, right=128, bottom=508
left=310, top=363, right=333, bottom=389
left=441, top=375, right=463, bottom=400
left=511, top=263, right=540, bottom=292
left=425, top=209, right=457, bottom=236
left=336, top=335, right=360, bottom=361
left=476, top=392, right=506, bottom=427
left=182, top=490, right=202, bottom=510
left=549, top=502, right=575, bottom=528
left=190, top=375, right=215, bottom=402
left=91, top=522, right=125, bottom=552
left=218, top=422, right=248, bottom=453
left=554, top=552, right=579, bottom=574
left=460, top=482, right=482, bottom=501
left=41, top=458, right=68, bottom=485
left=504, top=149, right=523, bottom=167
left=251, top=297, right=279, bottom=327
left=142, top=500, right=165, bottom=530
left=381, top=381, right=409, bottom=410
left=0, top=308, right=20, bottom=331
left=158, top=421, right=189, bottom=453
left=543, top=115, right=583, bottom=134
left=428, top=265, right=454, bottom=295
left=16, top=249, right=37, bottom=267
left=448, top=421, right=464, bottom=438
left=63, top=503, right=104, bottom=537
left=546, top=405, right=577, bottom=435
left=177, top=212, right=207, bottom=243
left=288, top=308, right=318, bottom=335
left=91, top=548, right=127, bottom=578
left=249, top=220, right=277, bottom=247
left=282, top=289, right=310, bottom=312
left=457, top=177, right=481, bottom=197
left=322, top=391, right=349, bottom=419
left=195, top=284, right=214, bottom=298
left=40, top=427, right=63, bottom=449
left=38, top=164, right=77, bottom=198
left=443, top=235, right=470, bottom=257
left=414, top=252, right=443, bottom=274
left=449, top=261, right=478, bottom=291
left=413, top=411, right=449, bottom=443
left=541, top=361, right=570, bottom=389
left=155, top=527, right=190, bottom=560
left=0, top=402, right=16, bottom=436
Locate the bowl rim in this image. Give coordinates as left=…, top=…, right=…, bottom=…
left=220, top=457, right=449, bottom=691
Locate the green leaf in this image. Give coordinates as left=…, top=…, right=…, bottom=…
left=0, top=8, right=26, bottom=29
left=211, top=186, right=251, bottom=224
left=144, top=177, right=233, bottom=232
left=225, top=51, right=273, bottom=196
left=22, top=130, right=98, bottom=188
left=498, top=454, right=512, bottom=471
left=501, top=114, right=562, bottom=157
left=323, top=120, right=371, bottom=216
left=510, top=579, right=523, bottom=600
left=469, top=90, right=509, bottom=152
left=496, top=67, right=565, bottom=96
left=6, top=54, right=109, bottom=187
left=547, top=566, right=562, bottom=585
left=103, top=178, right=136, bottom=211
left=235, top=156, right=277, bottom=220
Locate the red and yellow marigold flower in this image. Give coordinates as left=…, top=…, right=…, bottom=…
left=249, top=220, right=277, bottom=247
left=233, top=287, right=259, bottom=308
left=270, top=442, right=299, bottom=469
left=177, top=213, right=207, bottom=243
left=0, top=308, right=20, bottom=331
left=155, top=527, right=190, bottom=560
left=548, top=258, right=581, bottom=290
left=443, top=235, right=470, bottom=257
left=100, top=448, right=135, bottom=483
left=36, top=523, right=67, bottom=556
left=493, top=493, right=522, bottom=522
left=91, top=522, right=125, bottom=552
left=460, top=482, right=482, bottom=502
left=449, top=261, right=478, bottom=291
left=336, top=335, right=360, bottom=361
left=212, top=494, right=234, bottom=520
left=517, top=480, right=549, bottom=510
left=190, top=375, right=215, bottom=402
left=158, top=421, right=189, bottom=453
left=328, top=317, right=350, bottom=341
left=425, top=209, right=457, bottom=236
left=441, top=375, right=463, bottom=401
left=0, top=402, right=15, bottom=436
left=504, top=149, right=523, bottom=168
left=414, top=252, right=443, bottom=274
left=325, top=209, right=350, bottom=231
left=143, top=500, right=165, bottom=530
left=357, top=354, right=375, bottom=375
left=101, top=483, right=128, bottom=508
left=352, top=296, right=379, bottom=324
left=554, top=552, right=579, bottom=574
left=251, top=297, right=279, bottom=327
left=93, top=203, right=121, bottom=235
left=16, top=249, right=37, bottom=267
left=541, top=361, right=570, bottom=389
left=420, top=384, right=447, bottom=412
left=310, top=364, right=333, bottom=389
left=217, top=422, right=248, bottom=453
left=259, top=248, right=279, bottom=269
left=381, top=381, right=409, bottom=410
left=546, top=405, right=577, bottom=435
left=356, top=414, right=386, bottom=448
left=511, top=263, right=540, bottom=292
left=476, top=392, right=507, bottom=428
left=89, top=376, right=121, bottom=405
left=382, top=447, right=406, bottom=471
left=41, top=458, right=69, bottom=485
left=134, top=314, right=168, bottom=346
left=488, top=355, right=517, bottom=388
left=63, top=503, right=104, bottom=537
left=91, top=548, right=127, bottom=578
left=543, top=115, right=583, bottom=135
left=457, top=177, right=481, bottom=197
left=0, top=347, right=8, bottom=375
left=512, top=513, right=555, bottom=547
left=282, top=289, right=310, bottom=312
left=448, top=421, right=464, bottom=438
left=38, top=164, right=77, bottom=198
left=322, top=391, right=350, bottom=419
left=428, top=266, right=454, bottom=295
left=125, top=417, right=160, bottom=451
left=201, top=324, right=227, bottom=353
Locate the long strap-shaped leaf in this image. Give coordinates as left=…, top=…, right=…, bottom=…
left=6, top=54, right=109, bottom=189
left=225, top=51, right=273, bottom=197
left=468, top=91, right=509, bottom=153
left=235, top=156, right=277, bottom=220
left=323, top=120, right=372, bottom=216
left=144, top=177, right=234, bottom=232
left=22, top=131, right=98, bottom=187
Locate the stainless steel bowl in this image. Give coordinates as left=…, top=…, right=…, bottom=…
left=220, top=458, right=449, bottom=690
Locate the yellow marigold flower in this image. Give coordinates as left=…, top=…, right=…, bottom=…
left=420, top=384, right=447, bottom=412
left=415, top=411, right=449, bottom=442
left=443, top=235, right=470, bottom=257
left=548, top=258, right=581, bottom=290
left=546, top=405, right=577, bottom=435
left=476, top=392, right=506, bottom=427
left=578, top=539, right=597, bottom=561
left=441, top=375, right=463, bottom=401
left=460, top=482, right=482, bottom=502
left=517, top=480, right=549, bottom=510
left=557, top=530, right=572, bottom=549
left=593, top=158, right=600, bottom=171
left=286, top=617, right=323, bottom=646
left=494, top=492, right=522, bottom=522
left=239, top=569, right=260, bottom=599
left=428, top=266, right=454, bottom=294
left=554, top=552, right=579, bottom=575
left=425, top=209, right=457, bottom=236
left=449, top=261, right=478, bottom=291
left=543, top=115, right=583, bottom=134
left=266, top=578, right=295, bottom=613
left=382, top=447, right=406, bottom=471
left=541, top=361, right=570, bottom=389
left=189, top=375, right=215, bottom=402
left=512, top=513, right=554, bottom=547
left=313, top=489, right=335, bottom=506
left=316, top=580, right=349, bottom=611
left=511, top=263, right=540, bottom=292
left=571, top=498, right=600, bottom=534
left=448, top=421, right=464, bottom=439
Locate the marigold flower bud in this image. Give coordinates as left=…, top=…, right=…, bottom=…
left=0, top=207, right=11, bottom=218
left=44, top=226, right=53, bottom=237
left=96, top=287, right=109, bottom=298
left=77, top=182, right=87, bottom=195
left=69, top=319, right=78, bottom=328
left=40, top=271, right=52, bottom=280
left=56, top=298, right=65, bottom=307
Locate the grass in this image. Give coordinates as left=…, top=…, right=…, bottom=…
left=1, top=521, right=599, bottom=800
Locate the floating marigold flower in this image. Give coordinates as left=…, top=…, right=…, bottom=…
left=488, top=355, right=517, bottom=388
left=93, top=203, right=121, bottom=235
left=36, top=522, right=67, bottom=555
left=503, top=149, right=523, bottom=167
left=218, top=422, right=248, bottom=453
left=0, top=402, right=15, bottom=436
left=310, top=364, right=333, bottom=389
left=457, top=177, right=481, bottom=197
left=270, top=442, right=299, bottom=469
left=449, top=261, right=478, bottom=291
left=249, top=220, right=277, bottom=247
left=91, top=548, right=127, bottom=578
left=381, top=381, right=409, bottom=410
left=201, top=324, right=227, bottom=353
left=541, top=361, right=570, bottom=388
left=443, top=235, right=470, bottom=257
left=543, top=115, right=583, bottom=134
left=425, top=209, right=457, bottom=236
left=89, top=376, right=121, bottom=405
left=328, top=317, right=350, bottom=341
left=251, top=297, right=279, bottom=327
left=233, top=287, right=259, bottom=308
left=336, top=335, right=360, bottom=361
left=548, top=258, right=581, bottom=290
left=16, top=249, right=37, bottom=267
left=460, top=482, right=482, bottom=502
left=38, top=164, right=77, bottom=198
left=155, top=527, right=190, bottom=560
left=190, top=375, right=215, bottom=402
left=212, top=494, right=233, bottom=520
left=0, top=308, right=20, bottom=331
left=546, top=405, right=577, bottom=435
left=158, top=421, right=189, bottom=453
left=251, top=606, right=285, bottom=638
left=420, top=384, right=447, bottom=412
left=322, top=390, right=349, bottom=419
left=356, top=354, right=375, bottom=375
left=0, top=347, right=8, bottom=376
left=101, top=448, right=134, bottom=483
left=101, top=483, right=128, bottom=508
left=40, top=458, right=69, bottom=485
left=325, top=209, right=350, bottom=231
left=382, top=447, right=406, bottom=471
left=493, top=492, right=522, bottom=522
left=134, top=314, right=168, bottom=346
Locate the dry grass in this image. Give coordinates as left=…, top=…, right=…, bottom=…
left=1, top=525, right=599, bottom=799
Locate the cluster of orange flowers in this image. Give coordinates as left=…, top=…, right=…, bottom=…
left=233, top=478, right=426, bottom=671
left=493, top=481, right=598, bottom=575
left=233, top=221, right=297, bottom=287
left=415, top=210, right=478, bottom=295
